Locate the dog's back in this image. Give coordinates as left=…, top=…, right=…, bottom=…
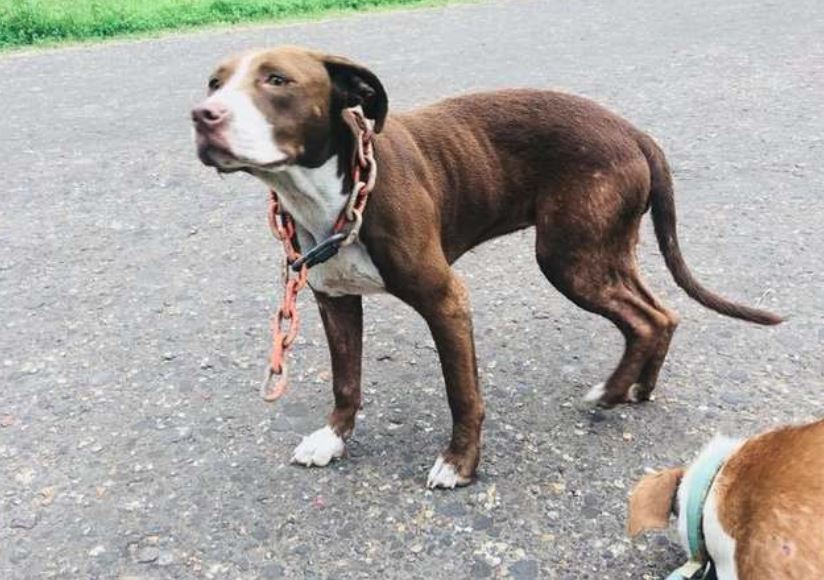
left=716, top=419, right=824, bottom=578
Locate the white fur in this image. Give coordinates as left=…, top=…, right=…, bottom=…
left=676, top=435, right=742, bottom=580
left=204, top=54, right=288, bottom=167
left=627, top=383, right=643, bottom=402
left=703, top=483, right=738, bottom=580
left=292, top=425, right=345, bottom=467
left=427, top=455, right=470, bottom=489
left=583, top=382, right=606, bottom=403
left=583, top=382, right=644, bottom=404
left=258, top=157, right=386, bottom=296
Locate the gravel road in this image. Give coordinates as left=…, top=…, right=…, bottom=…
left=1, top=0, right=822, bottom=578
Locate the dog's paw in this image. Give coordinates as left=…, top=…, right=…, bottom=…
left=583, top=382, right=607, bottom=404
left=627, top=383, right=645, bottom=403
left=583, top=382, right=650, bottom=407
left=427, top=455, right=472, bottom=489
left=291, top=426, right=345, bottom=467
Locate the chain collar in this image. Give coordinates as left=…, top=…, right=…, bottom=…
left=261, top=105, right=377, bottom=402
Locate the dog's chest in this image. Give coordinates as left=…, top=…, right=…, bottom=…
left=264, top=160, right=385, bottom=297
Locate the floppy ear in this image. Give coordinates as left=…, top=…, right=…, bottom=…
left=627, top=467, right=684, bottom=537
left=322, top=55, right=389, bottom=133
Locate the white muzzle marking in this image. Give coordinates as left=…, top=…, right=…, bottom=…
left=204, top=54, right=288, bottom=168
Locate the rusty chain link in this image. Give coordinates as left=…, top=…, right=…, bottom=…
left=261, top=105, right=377, bottom=402
left=261, top=196, right=309, bottom=401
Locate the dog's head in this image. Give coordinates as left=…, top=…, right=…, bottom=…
left=627, top=467, right=684, bottom=537
left=191, top=46, right=387, bottom=173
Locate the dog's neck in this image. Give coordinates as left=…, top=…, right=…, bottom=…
left=676, top=435, right=742, bottom=555
left=254, top=156, right=347, bottom=244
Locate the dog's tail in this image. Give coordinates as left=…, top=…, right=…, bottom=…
left=639, top=136, right=782, bottom=325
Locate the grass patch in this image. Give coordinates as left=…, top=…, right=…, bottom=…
left=0, top=0, right=441, bottom=49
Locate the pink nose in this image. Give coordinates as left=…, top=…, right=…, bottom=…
left=191, top=102, right=228, bottom=128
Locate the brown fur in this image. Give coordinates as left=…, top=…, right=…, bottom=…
left=717, top=420, right=824, bottom=578
left=193, top=47, right=782, bottom=483
left=628, top=420, right=824, bottom=578
left=628, top=467, right=684, bottom=537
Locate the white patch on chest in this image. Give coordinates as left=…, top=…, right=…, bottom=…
left=258, top=158, right=385, bottom=297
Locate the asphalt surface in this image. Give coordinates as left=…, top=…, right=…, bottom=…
left=1, top=0, right=823, bottom=578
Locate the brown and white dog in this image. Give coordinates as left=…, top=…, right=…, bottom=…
left=628, top=419, right=824, bottom=579
left=191, top=46, right=781, bottom=488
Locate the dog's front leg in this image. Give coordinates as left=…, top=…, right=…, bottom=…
left=406, top=275, right=484, bottom=489
left=291, top=292, right=362, bottom=467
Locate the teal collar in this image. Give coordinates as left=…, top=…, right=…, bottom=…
left=668, top=438, right=738, bottom=580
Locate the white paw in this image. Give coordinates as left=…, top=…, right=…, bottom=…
left=291, top=426, right=344, bottom=467
left=427, top=455, right=470, bottom=489
left=627, top=383, right=643, bottom=403
left=583, top=382, right=606, bottom=403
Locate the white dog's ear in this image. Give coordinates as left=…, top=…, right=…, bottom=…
left=627, top=467, right=684, bottom=537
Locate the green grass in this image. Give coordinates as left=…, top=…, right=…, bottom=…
left=0, top=0, right=442, bottom=49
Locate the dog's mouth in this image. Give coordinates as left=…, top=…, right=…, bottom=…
left=194, top=131, right=291, bottom=174
left=198, top=145, right=289, bottom=174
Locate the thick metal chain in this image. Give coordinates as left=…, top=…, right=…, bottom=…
left=261, top=106, right=377, bottom=402
left=340, top=106, right=377, bottom=246
left=262, top=196, right=309, bottom=402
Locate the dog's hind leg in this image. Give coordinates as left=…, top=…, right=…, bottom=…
left=535, top=229, right=673, bottom=407
left=628, top=276, right=680, bottom=401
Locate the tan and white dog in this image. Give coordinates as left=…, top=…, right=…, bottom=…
left=628, top=419, right=824, bottom=579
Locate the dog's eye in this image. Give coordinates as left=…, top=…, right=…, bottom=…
left=266, top=73, right=289, bottom=87
left=208, top=77, right=221, bottom=91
